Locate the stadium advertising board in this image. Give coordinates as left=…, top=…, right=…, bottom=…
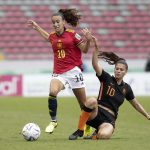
left=22, top=74, right=73, bottom=97
left=23, top=74, right=50, bottom=97
left=1, top=73, right=149, bottom=97
left=22, top=73, right=150, bottom=97
left=0, top=75, right=22, bottom=96
left=124, top=73, right=150, bottom=96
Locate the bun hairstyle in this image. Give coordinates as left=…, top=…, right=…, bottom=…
left=98, top=51, right=128, bottom=70
left=52, top=9, right=81, bottom=27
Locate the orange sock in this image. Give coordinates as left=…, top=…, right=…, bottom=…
left=77, top=110, right=91, bottom=130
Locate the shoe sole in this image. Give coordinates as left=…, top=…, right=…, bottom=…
left=69, top=136, right=83, bottom=140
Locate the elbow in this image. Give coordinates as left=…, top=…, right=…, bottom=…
left=81, top=47, right=88, bottom=53
left=83, top=50, right=88, bottom=54
left=45, top=34, right=50, bottom=42
left=45, top=36, right=49, bottom=42
left=46, top=38, right=49, bottom=42
left=82, top=42, right=90, bottom=53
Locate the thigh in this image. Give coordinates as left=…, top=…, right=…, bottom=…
left=86, top=107, right=116, bottom=130
left=49, top=75, right=65, bottom=95
left=86, top=107, right=102, bottom=129
left=88, top=106, right=98, bottom=121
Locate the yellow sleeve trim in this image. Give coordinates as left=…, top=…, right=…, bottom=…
left=66, top=29, right=75, bottom=33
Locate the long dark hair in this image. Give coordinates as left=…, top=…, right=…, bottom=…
left=98, top=51, right=128, bottom=70
left=52, top=9, right=81, bottom=27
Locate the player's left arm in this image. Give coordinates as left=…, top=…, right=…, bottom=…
left=78, top=28, right=92, bottom=53
left=129, top=98, right=150, bottom=120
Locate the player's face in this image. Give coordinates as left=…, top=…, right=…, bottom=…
left=51, top=15, right=65, bottom=34
left=114, top=63, right=127, bottom=80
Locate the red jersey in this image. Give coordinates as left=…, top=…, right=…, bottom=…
left=49, top=28, right=83, bottom=74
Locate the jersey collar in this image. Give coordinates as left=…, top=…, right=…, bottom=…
left=112, top=76, right=125, bottom=86
left=56, top=27, right=66, bottom=36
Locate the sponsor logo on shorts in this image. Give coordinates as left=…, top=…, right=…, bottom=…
left=81, top=82, right=84, bottom=85
left=52, top=74, right=58, bottom=77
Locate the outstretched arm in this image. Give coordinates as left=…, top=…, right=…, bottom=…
left=78, top=28, right=92, bottom=53
left=27, top=20, right=50, bottom=41
left=92, top=37, right=103, bottom=76
left=129, top=98, right=150, bottom=120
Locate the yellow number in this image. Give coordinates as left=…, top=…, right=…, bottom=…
left=58, top=49, right=65, bottom=59
left=107, top=86, right=115, bottom=96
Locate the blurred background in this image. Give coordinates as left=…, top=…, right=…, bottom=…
left=0, top=0, right=150, bottom=97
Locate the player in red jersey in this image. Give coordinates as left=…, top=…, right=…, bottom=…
left=27, top=9, right=93, bottom=134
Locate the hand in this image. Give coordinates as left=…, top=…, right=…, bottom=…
left=27, top=20, right=39, bottom=30
left=92, top=36, right=99, bottom=51
left=81, top=28, right=92, bottom=41
left=146, top=114, right=150, bottom=120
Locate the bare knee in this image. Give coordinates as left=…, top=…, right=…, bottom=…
left=85, top=97, right=97, bottom=109
left=97, top=123, right=114, bottom=140
left=97, top=131, right=112, bottom=140
left=49, top=90, right=58, bottom=96
left=49, top=86, right=60, bottom=96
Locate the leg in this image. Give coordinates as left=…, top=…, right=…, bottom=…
left=68, top=68, right=95, bottom=139
left=85, top=123, right=114, bottom=140
left=48, top=79, right=65, bottom=120
left=73, top=89, right=96, bottom=131
left=69, top=96, right=97, bottom=140
left=45, top=79, right=64, bottom=133
left=83, top=97, right=98, bottom=137
left=72, top=88, right=86, bottom=109
left=97, top=123, right=114, bottom=139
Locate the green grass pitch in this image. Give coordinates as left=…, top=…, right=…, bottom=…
left=0, top=96, right=150, bottom=150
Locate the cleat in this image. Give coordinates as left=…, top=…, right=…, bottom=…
left=83, top=130, right=97, bottom=140
left=45, top=121, right=58, bottom=133
left=69, top=129, right=84, bottom=140
left=83, top=124, right=93, bottom=137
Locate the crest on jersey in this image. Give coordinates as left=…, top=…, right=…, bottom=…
left=75, top=33, right=81, bottom=40
left=122, top=88, right=126, bottom=95
left=57, top=40, right=62, bottom=49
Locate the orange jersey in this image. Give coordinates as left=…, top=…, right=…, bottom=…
left=49, top=28, right=83, bottom=74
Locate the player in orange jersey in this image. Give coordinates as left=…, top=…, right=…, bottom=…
left=27, top=9, right=93, bottom=134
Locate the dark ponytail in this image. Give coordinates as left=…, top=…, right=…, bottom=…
left=58, top=9, right=81, bottom=27
left=98, top=51, right=128, bottom=70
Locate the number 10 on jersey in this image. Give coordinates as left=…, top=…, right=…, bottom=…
left=58, top=49, right=65, bottom=58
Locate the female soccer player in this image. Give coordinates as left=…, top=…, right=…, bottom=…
left=69, top=37, right=150, bottom=140
left=27, top=9, right=93, bottom=133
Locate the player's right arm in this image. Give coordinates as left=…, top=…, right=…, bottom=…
left=92, top=36, right=103, bottom=76
left=27, top=20, right=50, bottom=41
